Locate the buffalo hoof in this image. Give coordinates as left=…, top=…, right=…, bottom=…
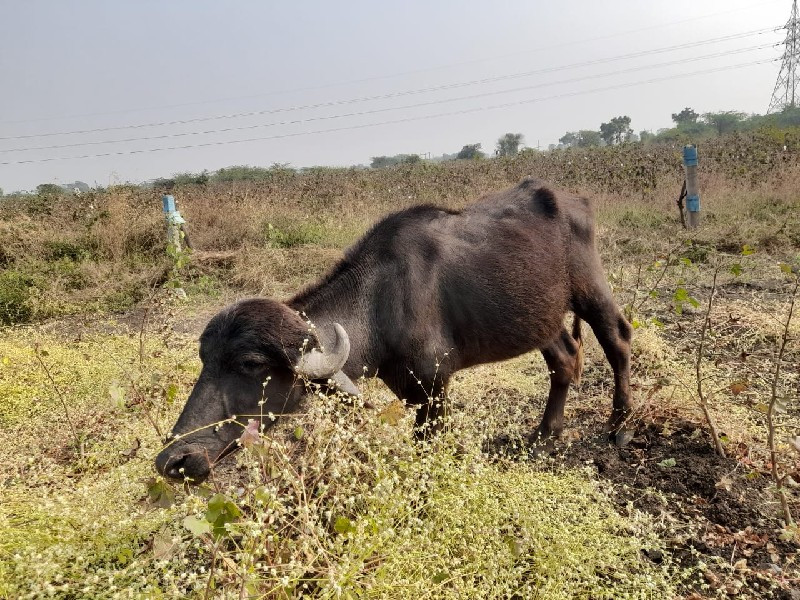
left=604, top=413, right=635, bottom=447
left=613, top=428, right=635, bottom=447
left=527, top=429, right=558, bottom=458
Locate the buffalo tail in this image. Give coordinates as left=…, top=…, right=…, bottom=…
left=572, top=315, right=584, bottom=385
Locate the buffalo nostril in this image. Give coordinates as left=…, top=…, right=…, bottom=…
left=165, top=454, right=188, bottom=479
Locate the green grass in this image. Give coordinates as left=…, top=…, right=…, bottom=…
left=0, top=323, right=680, bottom=599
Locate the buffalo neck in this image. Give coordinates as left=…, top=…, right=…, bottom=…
left=286, top=261, right=375, bottom=379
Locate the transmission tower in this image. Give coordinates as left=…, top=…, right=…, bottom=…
left=768, top=0, right=800, bottom=113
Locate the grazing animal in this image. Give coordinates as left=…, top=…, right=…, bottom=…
left=155, top=178, right=633, bottom=482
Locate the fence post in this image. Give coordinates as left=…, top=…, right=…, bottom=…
left=683, top=145, right=700, bottom=229
left=161, top=194, right=185, bottom=252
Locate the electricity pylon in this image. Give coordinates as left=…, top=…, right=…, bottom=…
left=768, top=0, right=800, bottom=113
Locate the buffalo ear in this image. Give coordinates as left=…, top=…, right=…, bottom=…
left=295, top=322, right=351, bottom=379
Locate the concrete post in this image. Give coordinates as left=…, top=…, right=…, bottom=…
left=683, top=145, right=700, bottom=229
left=161, top=194, right=185, bottom=252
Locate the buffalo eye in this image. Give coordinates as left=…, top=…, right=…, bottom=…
left=238, top=356, right=268, bottom=375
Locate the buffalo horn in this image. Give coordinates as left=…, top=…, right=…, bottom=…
left=296, top=322, right=351, bottom=379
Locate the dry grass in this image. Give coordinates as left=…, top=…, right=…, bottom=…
left=1, top=135, right=800, bottom=597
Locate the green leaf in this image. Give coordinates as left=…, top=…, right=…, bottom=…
left=254, top=486, right=271, bottom=506
left=293, top=426, right=304, bottom=440
left=729, top=263, right=742, bottom=277
left=379, top=400, right=406, bottom=426
left=658, top=458, right=676, bottom=468
left=184, top=515, right=211, bottom=537
left=741, top=244, right=755, bottom=256
left=631, top=319, right=642, bottom=330
left=680, top=257, right=692, bottom=266
left=687, top=296, right=700, bottom=309
left=165, top=383, right=179, bottom=404
left=334, top=516, right=355, bottom=535
left=650, top=318, right=664, bottom=328
left=779, top=263, right=793, bottom=275
left=146, top=478, right=175, bottom=508
left=673, top=287, right=689, bottom=302
left=649, top=290, right=659, bottom=298
left=205, top=494, right=242, bottom=538
left=108, top=381, right=125, bottom=409
left=432, top=571, right=449, bottom=584
left=754, top=403, right=770, bottom=414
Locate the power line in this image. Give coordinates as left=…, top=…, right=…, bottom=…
left=0, top=25, right=780, bottom=142
left=1, top=42, right=776, bottom=154
left=0, top=0, right=783, bottom=127
left=0, top=57, right=775, bottom=167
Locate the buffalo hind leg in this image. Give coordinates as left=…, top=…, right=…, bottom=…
left=575, top=292, right=635, bottom=446
left=530, top=325, right=583, bottom=452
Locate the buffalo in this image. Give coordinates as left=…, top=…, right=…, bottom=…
left=155, top=178, right=633, bottom=482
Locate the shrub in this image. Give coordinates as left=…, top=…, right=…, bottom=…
left=264, top=221, right=327, bottom=248
left=0, top=270, right=34, bottom=325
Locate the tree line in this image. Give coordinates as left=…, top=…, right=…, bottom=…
left=558, top=106, right=800, bottom=149
left=6, top=106, right=800, bottom=195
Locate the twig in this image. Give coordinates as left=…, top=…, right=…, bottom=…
left=677, top=179, right=687, bottom=229
left=767, top=273, right=798, bottom=525
left=625, top=263, right=643, bottom=322
left=695, top=266, right=726, bottom=458
left=634, top=246, right=681, bottom=314
left=34, top=344, right=84, bottom=460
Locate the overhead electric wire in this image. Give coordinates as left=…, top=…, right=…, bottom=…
left=0, top=42, right=776, bottom=155
left=0, top=57, right=776, bottom=167
left=0, top=25, right=780, bottom=142
left=0, top=0, right=782, bottom=127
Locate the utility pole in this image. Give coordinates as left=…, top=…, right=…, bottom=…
left=768, top=0, right=800, bottom=113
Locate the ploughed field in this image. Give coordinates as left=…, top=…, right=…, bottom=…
left=1, top=139, right=799, bottom=598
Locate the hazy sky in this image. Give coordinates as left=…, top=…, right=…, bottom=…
left=0, top=0, right=791, bottom=192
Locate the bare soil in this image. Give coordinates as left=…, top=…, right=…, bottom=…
left=490, top=401, right=800, bottom=599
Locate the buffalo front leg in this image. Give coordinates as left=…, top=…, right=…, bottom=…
left=530, top=326, right=583, bottom=452
left=399, top=379, right=448, bottom=442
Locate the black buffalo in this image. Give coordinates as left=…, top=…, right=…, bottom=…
left=155, top=178, right=633, bottom=481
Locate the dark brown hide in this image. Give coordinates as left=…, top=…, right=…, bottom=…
left=156, top=178, right=632, bottom=481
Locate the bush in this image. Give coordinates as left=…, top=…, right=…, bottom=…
left=264, top=221, right=327, bottom=248
left=44, top=239, right=91, bottom=262
left=0, top=270, right=34, bottom=325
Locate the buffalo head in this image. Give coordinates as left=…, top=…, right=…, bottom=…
left=155, top=299, right=358, bottom=482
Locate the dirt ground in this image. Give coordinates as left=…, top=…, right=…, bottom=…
left=488, top=392, right=800, bottom=599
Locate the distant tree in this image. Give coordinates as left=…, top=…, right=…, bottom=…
left=599, top=116, right=633, bottom=145
left=495, top=133, right=524, bottom=157
left=774, top=106, right=800, bottom=128
left=370, top=154, right=421, bottom=168
left=559, top=132, right=578, bottom=147
left=703, top=111, right=746, bottom=136
left=456, top=143, right=484, bottom=160
left=213, top=165, right=274, bottom=182
left=0, top=187, right=3, bottom=197
left=35, top=183, right=63, bottom=197
left=370, top=156, right=397, bottom=169
left=559, top=130, right=600, bottom=148
left=576, top=130, right=601, bottom=148
left=639, top=130, right=655, bottom=143
left=172, top=170, right=209, bottom=186
left=671, top=107, right=699, bottom=126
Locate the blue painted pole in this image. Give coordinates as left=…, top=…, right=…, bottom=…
left=682, top=145, right=700, bottom=229
left=161, top=194, right=186, bottom=251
